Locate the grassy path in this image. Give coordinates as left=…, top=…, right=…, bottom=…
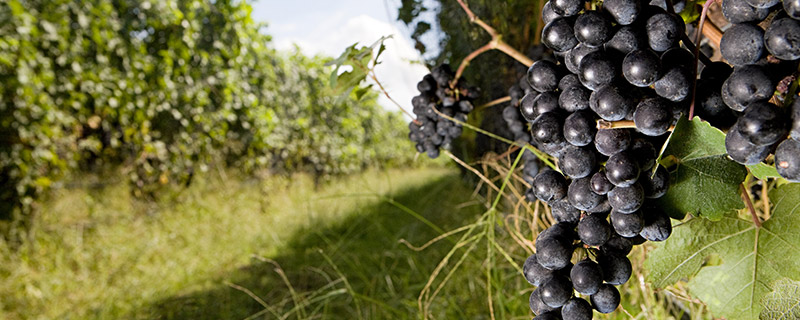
left=0, top=168, right=485, bottom=319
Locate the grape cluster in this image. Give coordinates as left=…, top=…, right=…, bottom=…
left=715, top=0, right=800, bottom=181
left=508, top=77, right=544, bottom=184
left=409, top=65, right=480, bottom=158
left=520, top=0, right=700, bottom=318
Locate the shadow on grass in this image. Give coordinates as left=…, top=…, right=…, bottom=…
left=146, top=173, right=509, bottom=319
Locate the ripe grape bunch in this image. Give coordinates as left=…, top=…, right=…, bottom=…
left=517, top=0, right=799, bottom=318
left=408, top=64, right=480, bottom=158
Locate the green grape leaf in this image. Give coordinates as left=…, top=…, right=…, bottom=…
left=645, top=183, right=800, bottom=320
left=326, top=36, right=392, bottom=97
left=760, top=278, right=800, bottom=320
left=656, top=116, right=748, bottom=220
left=748, top=162, right=781, bottom=180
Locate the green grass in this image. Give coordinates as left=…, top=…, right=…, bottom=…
left=0, top=167, right=711, bottom=319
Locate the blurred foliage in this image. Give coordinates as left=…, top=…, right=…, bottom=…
left=0, top=0, right=412, bottom=233
left=398, top=0, right=550, bottom=159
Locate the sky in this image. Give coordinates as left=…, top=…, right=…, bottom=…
left=250, top=0, right=437, bottom=114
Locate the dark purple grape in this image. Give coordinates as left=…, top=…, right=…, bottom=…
left=542, top=1, right=562, bottom=25
left=558, top=145, right=597, bottom=178
left=764, top=18, right=800, bottom=61
left=601, top=234, right=634, bottom=255
left=640, top=165, right=670, bottom=198
left=536, top=237, right=574, bottom=270
left=590, top=83, right=636, bottom=121
left=623, top=49, right=661, bottom=87
left=562, top=298, right=593, bottom=320
left=654, top=66, right=692, bottom=102
left=605, top=151, right=641, bottom=187
left=595, top=129, right=632, bottom=156
left=737, top=101, right=788, bottom=146
left=559, top=74, right=583, bottom=91
left=543, top=18, right=579, bottom=52
left=646, top=13, right=684, bottom=52
left=608, top=183, right=644, bottom=213
left=634, top=97, right=673, bottom=136
left=578, top=213, right=613, bottom=246
left=530, top=288, right=558, bottom=315
left=559, top=85, right=592, bottom=112
left=579, top=51, right=619, bottom=90
left=776, top=139, right=800, bottom=182
left=591, top=284, right=620, bottom=313
left=565, top=44, right=601, bottom=74
left=524, top=254, right=557, bottom=286
left=571, top=259, right=604, bottom=295
left=606, top=26, right=647, bottom=56
left=532, top=112, right=566, bottom=145
left=610, top=209, right=645, bottom=237
left=564, top=110, right=597, bottom=146
left=551, top=198, right=582, bottom=224
left=574, top=11, right=613, bottom=47
left=541, top=275, right=574, bottom=307
left=723, top=65, right=774, bottom=112
left=598, top=253, right=632, bottom=285
left=726, top=121, right=772, bottom=165
left=640, top=206, right=672, bottom=241
left=552, top=0, right=585, bottom=16
left=786, top=0, right=800, bottom=20
left=533, top=170, right=569, bottom=203
left=630, top=137, right=657, bottom=171
left=720, top=23, right=765, bottom=66
left=745, top=0, right=778, bottom=9
left=528, top=60, right=564, bottom=92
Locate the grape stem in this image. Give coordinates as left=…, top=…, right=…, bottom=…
left=596, top=119, right=676, bottom=131
left=451, top=0, right=534, bottom=88
left=688, top=0, right=720, bottom=120
left=740, top=183, right=762, bottom=228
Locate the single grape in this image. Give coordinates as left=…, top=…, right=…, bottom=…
left=532, top=112, right=566, bottom=145
left=559, top=145, right=597, bottom=179
left=578, top=213, right=613, bottom=246
left=590, top=83, right=636, bottom=121
left=591, top=284, right=621, bottom=313
left=591, top=171, right=615, bottom=195
left=695, top=80, right=737, bottom=129
left=634, top=97, right=673, bottom=136
left=640, top=165, right=670, bottom=198
left=562, top=298, right=593, bottom=320
left=611, top=206, right=645, bottom=237
left=538, top=222, right=579, bottom=243
left=541, top=275, right=574, bottom=308
left=559, top=85, right=592, bottom=112
left=564, top=110, right=597, bottom=146
left=536, top=237, right=574, bottom=270
left=528, top=60, right=564, bottom=92
left=543, top=18, right=579, bottom=52
left=608, top=183, right=645, bottom=213
left=551, top=198, right=582, bottom=224
left=571, top=259, right=604, bottom=295
left=533, top=170, right=569, bottom=203
left=569, top=177, right=606, bottom=211
left=720, top=23, right=765, bottom=66
left=623, top=49, right=661, bottom=87
left=595, top=129, right=632, bottom=156
left=722, top=0, right=770, bottom=23
left=605, top=151, right=641, bottom=187
left=579, top=51, right=619, bottom=90
left=524, top=254, right=556, bottom=286
left=603, top=0, right=641, bottom=25
left=737, top=101, right=788, bottom=146
left=726, top=121, right=772, bottom=165
left=640, top=206, right=673, bottom=241
left=776, top=139, right=800, bottom=182
left=574, top=11, right=613, bottom=47
left=764, top=18, right=800, bottom=61
left=646, top=13, right=684, bottom=52
left=598, top=253, right=633, bottom=285
left=530, top=288, right=558, bottom=315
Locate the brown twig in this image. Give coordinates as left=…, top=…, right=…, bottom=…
left=451, top=0, right=535, bottom=87
left=740, top=184, right=762, bottom=228
left=475, top=96, right=512, bottom=112
left=367, top=70, right=419, bottom=123
left=689, top=0, right=720, bottom=120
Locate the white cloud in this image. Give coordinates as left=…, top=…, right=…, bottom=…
left=271, top=14, right=430, bottom=118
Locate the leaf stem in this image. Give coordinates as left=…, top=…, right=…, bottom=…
left=596, top=119, right=675, bottom=131
left=740, top=183, right=762, bottom=228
